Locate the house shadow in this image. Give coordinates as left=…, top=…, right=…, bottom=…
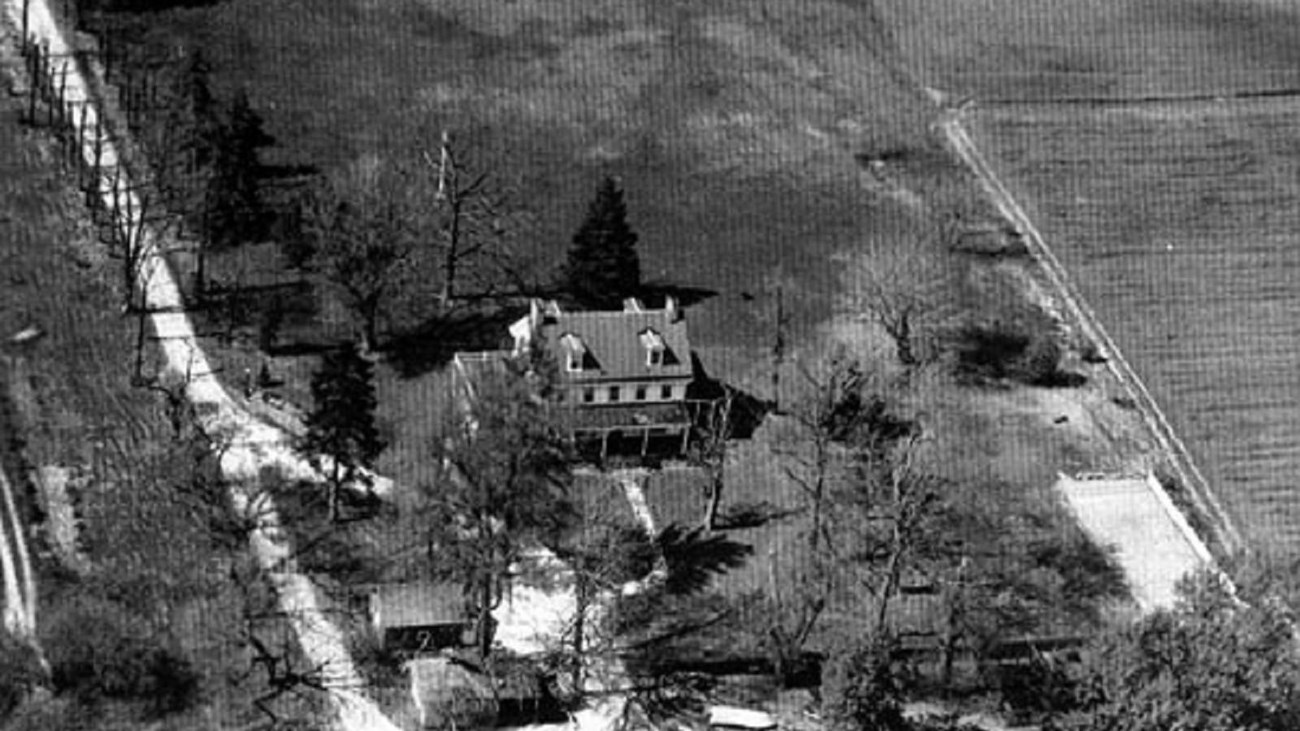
left=685, top=352, right=769, bottom=440
left=636, top=280, right=718, bottom=309
left=384, top=305, right=528, bottom=379
left=542, top=280, right=718, bottom=311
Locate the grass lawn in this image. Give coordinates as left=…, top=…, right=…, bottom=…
left=0, top=68, right=321, bottom=729
left=99, top=0, right=942, bottom=390
left=638, top=366, right=1130, bottom=661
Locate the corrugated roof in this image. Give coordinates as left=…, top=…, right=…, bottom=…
left=542, top=307, right=692, bottom=383
left=370, top=582, right=467, bottom=629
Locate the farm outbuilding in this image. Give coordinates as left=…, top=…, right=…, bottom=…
left=366, top=582, right=473, bottom=654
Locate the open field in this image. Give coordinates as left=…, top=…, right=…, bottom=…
left=882, top=0, right=1300, bottom=102
left=966, top=97, right=1300, bottom=554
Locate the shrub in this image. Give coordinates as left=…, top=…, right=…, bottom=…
left=1012, top=331, right=1064, bottom=385
left=821, top=638, right=910, bottom=731
left=993, top=655, right=1079, bottom=720
left=950, top=316, right=1068, bottom=386
left=715, top=500, right=792, bottom=530
left=0, top=631, right=45, bottom=718
left=42, top=595, right=200, bottom=717
left=350, top=628, right=407, bottom=691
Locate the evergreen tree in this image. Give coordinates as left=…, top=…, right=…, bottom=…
left=203, top=89, right=272, bottom=250
left=563, top=177, right=641, bottom=309
left=300, top=340, right=385, bottom=522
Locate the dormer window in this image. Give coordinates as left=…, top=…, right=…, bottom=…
left=560, top=333, right=587, bottom=372
left=640, top=328, right=666, bottom=368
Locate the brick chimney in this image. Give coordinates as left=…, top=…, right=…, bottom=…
left=665, top=295, right=681, bottom=322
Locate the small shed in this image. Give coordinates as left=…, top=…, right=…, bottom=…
left=368, top=582, right=474, bottom=653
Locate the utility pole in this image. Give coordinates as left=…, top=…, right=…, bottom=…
left=435, top=128, right=451, bottom=202
left=423, top=129, right=465, bottom=311
left=771, top=283, right=786, bottom=414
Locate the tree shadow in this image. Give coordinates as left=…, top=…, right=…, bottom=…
left=190, top=279, right=347, bottom=355
left=384, top=305, right=528, bottom=379
left=713, top=501, right=802, bottom=530
left=657, top=523, right=754, bottom=596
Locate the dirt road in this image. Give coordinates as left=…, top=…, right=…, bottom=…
left=3, top=1, right=402, bottom=727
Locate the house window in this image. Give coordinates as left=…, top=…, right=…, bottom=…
left=635, top=386, right=647, bottom=401
left=660, top=384, right=673, bottom=400
left=609, top=386, right=621, bottom=402
left=641, top=328, right=666, bottom=367
left=561, top=333, right=586, bottom=372
left=583, top=388, right=595, bottom=403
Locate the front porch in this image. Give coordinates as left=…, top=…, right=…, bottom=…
left=568, top=402, right=697, bottom=463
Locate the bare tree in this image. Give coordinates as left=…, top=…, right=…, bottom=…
left=784, top=353, right=862, bottom=557
left=549, top=493, right=656, bottom=697
left=426, top=354, right=577, bottom=659
left=298, top=154, right=426, bottom=352
left=422, top=131, right=519, bottom=310
left=747, top=268, right=796, bottom=413
left=764, top=350, right=892, bottom=686
left=841, top=223, right=959, bottom=368
left=835, top=432, right=949, bottom=638
left=689, top=389, right=735, bottom=531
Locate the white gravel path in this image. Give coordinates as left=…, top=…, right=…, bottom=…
left=3, top=1, right=399, bottom=727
